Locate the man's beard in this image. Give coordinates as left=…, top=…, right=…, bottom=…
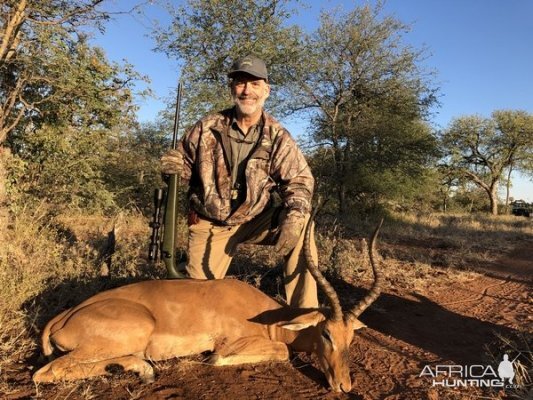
left=233, top=94, right=266, bottom=116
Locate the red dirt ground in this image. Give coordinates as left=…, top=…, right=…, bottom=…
left=3, top=243, right=532, bottom=400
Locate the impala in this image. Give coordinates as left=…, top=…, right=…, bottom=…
left=33, top=214, right=383, bottom=393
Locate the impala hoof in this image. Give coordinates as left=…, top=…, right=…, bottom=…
left=206, top=353, right=222, bottom=365
left=33, top=367, right=54, bottom=383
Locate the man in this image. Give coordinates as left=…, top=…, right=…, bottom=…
left=160, top=55, right=318, bottom=308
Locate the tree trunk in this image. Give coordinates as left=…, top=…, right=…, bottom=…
left=463, top=170, right=501, bottom=216
left=505, top=164, right=513, bottom=214
left=331, top=130, right=346, bottom=215
left=489, top=183, right=499, bottom=216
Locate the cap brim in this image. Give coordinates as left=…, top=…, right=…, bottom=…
left=228, top=70, right=268, bottom=80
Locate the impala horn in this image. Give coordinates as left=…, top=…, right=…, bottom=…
left=303, top=201, right=343, bottom=321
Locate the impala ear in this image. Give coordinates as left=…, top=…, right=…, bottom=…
left=279, top=311, right=326, bottom=331
left=352, top=318, right=367, bottom=331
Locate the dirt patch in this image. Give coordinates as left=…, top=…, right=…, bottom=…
left=479, top=244, right=533, bottom=283
left=3, top=242, right=532, bottom=400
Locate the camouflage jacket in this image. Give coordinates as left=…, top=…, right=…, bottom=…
left=177, top=108, right=314, bottom=226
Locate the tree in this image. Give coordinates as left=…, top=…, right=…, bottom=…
left=104, top=121, right=169, bottom=210
left=1, top=0, right=148, bottom=214
left=440, top=111, right=533, bottom=215
left=7, top=37, right=141, bottom=213
left=287, top=5, right=438, bottom=213
left=0, top=1, right=105, bottom=225
left=0, top=0, right=111, bottom=143
left=153, top=1, right=439, bottom=214
left=492, top=110, right=533, bottom=211
left=153, top=0, right=303, bottom=125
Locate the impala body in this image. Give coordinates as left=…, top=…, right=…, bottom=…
left=34, top=218, right=383, bottom=393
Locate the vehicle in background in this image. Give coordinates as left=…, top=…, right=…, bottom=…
left=511, top=200, right=532, bottom=217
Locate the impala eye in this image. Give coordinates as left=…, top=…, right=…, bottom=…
left=321, top=329, right=332, bottom=343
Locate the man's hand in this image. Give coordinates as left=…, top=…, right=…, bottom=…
left=274, top=214, right=305, bottom=256
left=161, top=149, right=184, bottom=175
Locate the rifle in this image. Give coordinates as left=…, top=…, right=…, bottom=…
left=148, top=83, right=186, bottom=278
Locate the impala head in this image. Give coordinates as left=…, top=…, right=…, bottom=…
left=315, top=315, right=357, bottom=392
left=298, top=207, right=384, bottom=393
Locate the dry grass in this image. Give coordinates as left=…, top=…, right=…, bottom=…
left=387, top=212, right=531, bottom=253
left=380, top=212, right=531, bottom=286
left=0, top=208, right=159, bottom=395
left=484, top=332, right=533, bottom=400
left=310, top=212, right=530, bottom=293
left=0, top=209, right=531, bottom=396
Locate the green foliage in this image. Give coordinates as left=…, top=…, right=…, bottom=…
left=1, top=1, right=148, bottom=214
left=3, top=0, right=529, bottom=223
left=154, top=0, right=304, bottom=123
left=493, top=110, right=533, bottom=176
left=450, top=187, right=491, bottom=213
left=104, top=121, right=168, bottom=211
left=8, top=32, right=137, bottom=134
left=311, top=125, right=440, bottom=214
left=5, top=36, right=142, bottom=213
left=440, top=110, right=533, bottom=215
left=15, top=124, right=116, bottom=213
left=287, top=4, right=436, bottom=117
left=299, top=4, right=439, bottom=213
left=0, top=0, right=111, bottom=143
left=154, top=1, right=440, bottom=214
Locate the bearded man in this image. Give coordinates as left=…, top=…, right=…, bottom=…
left=160, top=55, right=318, bottom=307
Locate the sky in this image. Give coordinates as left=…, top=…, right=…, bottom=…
left=92, top=0, right=533, bottom=202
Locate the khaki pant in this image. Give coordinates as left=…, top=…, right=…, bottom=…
left=186, top=207, right=319, bottom=308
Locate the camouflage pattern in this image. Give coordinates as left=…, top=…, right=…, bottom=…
left=274, top=214, right=306, bottom=256
left=178, top=108, right=314, bottom=226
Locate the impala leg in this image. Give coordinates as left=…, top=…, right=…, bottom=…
left=210, top=336, right=289, bottom=366
left=33, top=354, right=154, bottom=383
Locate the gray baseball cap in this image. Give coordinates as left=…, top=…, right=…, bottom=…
left=227, top=55, right=268, bottom=81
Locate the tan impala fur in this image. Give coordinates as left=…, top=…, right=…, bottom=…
left=33, top=216, right=383, bottom=393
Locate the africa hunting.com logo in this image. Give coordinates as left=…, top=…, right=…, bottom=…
left=419, top=353, right=526, bottom=389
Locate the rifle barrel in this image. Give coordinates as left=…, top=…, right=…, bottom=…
left=171, top=82, right=182, bottom=149
left=161, top=82, right=185, bottom=278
